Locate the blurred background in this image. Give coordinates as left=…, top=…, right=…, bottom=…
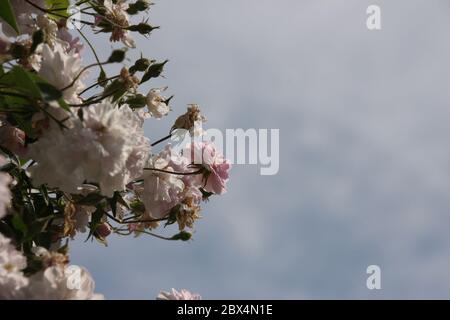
left=72, top=0, right=450, bottom=299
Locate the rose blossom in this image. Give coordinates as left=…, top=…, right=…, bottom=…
left=101, top=0, right=136, bottom=48
left=141, top=146, right=185, bottom=219
left=38, top=43, right=86, bottom=105
left=28, top=102, right=151, bottom=197
left=187, top=142, right=231, bottom=195
left=0, top=233, right=29, bottom=299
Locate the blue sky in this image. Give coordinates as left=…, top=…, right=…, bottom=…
left=71, top=0, right=450, bottom=299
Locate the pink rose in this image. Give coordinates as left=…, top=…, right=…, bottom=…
left=189, top=142, right=231, bottom=195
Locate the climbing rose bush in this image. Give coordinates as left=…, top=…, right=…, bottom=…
left=0, top=0, right=230, bottom=299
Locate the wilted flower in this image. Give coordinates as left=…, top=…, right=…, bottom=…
left=157, top=288, right=201, bottom=300
left=120, top=67, right=140, bottom=92
left=146, top=88, right=170, bottom=118
left=101, top=0, right=136, bottom=48
left=0, top=233, right=29, bottom=299
left=176, top=196, right=201, bottom=230
left=0, top=124, right=26, bottom=156
left=172, top=104, right=206, bottom=133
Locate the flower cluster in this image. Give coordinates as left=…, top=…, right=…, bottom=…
left=0, top=0, right=230, bottom=299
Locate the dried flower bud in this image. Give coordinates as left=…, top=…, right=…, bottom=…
left=119, top=67, right=140, bottom=92
left=172, top=104, right=206, bottom=132
left=177, top=197, right=201, bottom=230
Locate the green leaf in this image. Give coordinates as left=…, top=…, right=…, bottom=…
left=86, top=207, right=106, bottom=243
left=29, top=73, right=71, bottom=111
left=13, top=115, right=35, bottom=138
left=90, top=208, right=104, bottom=226
left=129, top=58, right=151, bottom=73
left=97, top=69, right=107, bottom=88
left=58, top=98, right=70, bottom=112
left=103, top=79, right=127, bottom=102
left=10, top=66, right=41, bottom=98
left=0, top=0, right=19, bottom=34
left=164, top=204, right=181, bottom=227
left=108, top=191, right=129, bottom=217
left=103, top=79, right=123, bottom=97
left=37, top=82, right=63, bottom=102
left=40, top=185, right=50, bottom=206
left=130, top=199, right=145, bottom=215
left=45, top=0, right=70, bottom=18
left=125, top=94, right=147, bottom=109
left=127, top=23, right=159, bottom=36
left=11, top=214, right=28, bottom=237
